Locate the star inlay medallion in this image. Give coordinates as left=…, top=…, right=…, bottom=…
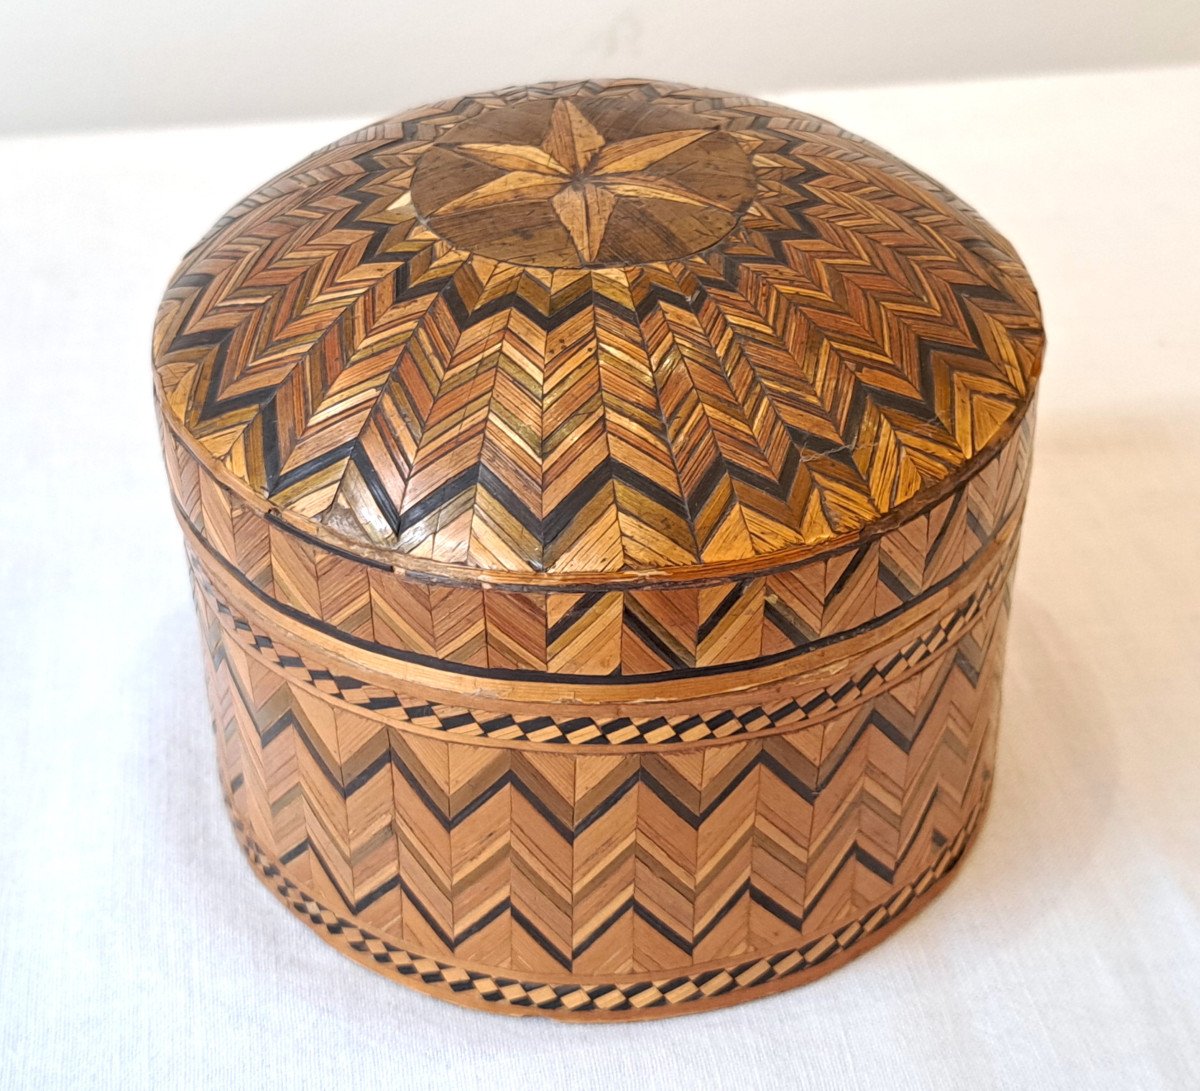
left=410, top=96, right=757, bottom=268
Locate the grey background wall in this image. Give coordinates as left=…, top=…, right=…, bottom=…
left=3, top=0, right=1199, bottom=134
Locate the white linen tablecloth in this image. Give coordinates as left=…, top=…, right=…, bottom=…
left=1, top=64, right=1197, bottom=1089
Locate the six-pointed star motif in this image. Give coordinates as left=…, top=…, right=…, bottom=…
left=436, top=99, right=724, bottom=263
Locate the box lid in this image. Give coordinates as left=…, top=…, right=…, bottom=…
left=153, top=79, right=1044, bottom=590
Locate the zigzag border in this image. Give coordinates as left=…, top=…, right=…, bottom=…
left=193, top=548, right=1014, bottom=747
left=228, top=790, right=987, bottom=1020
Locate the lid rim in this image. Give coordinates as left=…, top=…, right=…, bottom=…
left=156, top=381, right=1038, bottom=592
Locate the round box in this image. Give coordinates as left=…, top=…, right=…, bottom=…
left=152, top=79, right=1044, bottom=1020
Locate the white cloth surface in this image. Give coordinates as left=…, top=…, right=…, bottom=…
left=1, top=65, right=1198, bottom=1090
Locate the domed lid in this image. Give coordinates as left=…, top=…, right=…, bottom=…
left=153, top=79, right=1043, bottom=584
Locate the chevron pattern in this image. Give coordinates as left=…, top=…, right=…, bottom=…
left=231, top=791, right=986, bottom=1019
left=154, top=78, right=1043, bottom=578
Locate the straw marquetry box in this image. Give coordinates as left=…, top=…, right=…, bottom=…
left=152, top=79, right=1043, bottom=1020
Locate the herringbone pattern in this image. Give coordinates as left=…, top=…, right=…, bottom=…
left=154, top=79, right=1042, bottom=577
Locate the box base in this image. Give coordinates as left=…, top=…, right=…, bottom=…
left=224, top=785, right=991, bottom=1022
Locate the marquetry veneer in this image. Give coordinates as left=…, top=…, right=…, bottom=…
left=153, top=79, right=1044, bottom=1020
